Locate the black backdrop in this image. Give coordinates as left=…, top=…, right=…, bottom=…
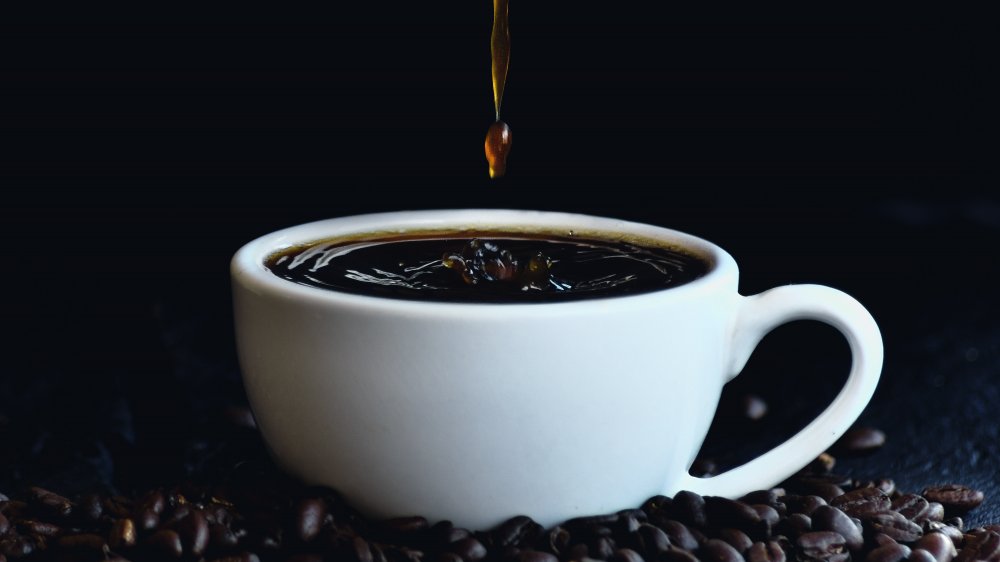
left=1, top=18, right=998, bottom=524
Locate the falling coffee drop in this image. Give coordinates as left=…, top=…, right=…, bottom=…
left=486, top=0, right=511, bottom=178
left=485, top=120, right=512, bottom=179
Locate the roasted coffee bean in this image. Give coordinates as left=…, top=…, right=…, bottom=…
left=779, top=513, right=812, bottom=538
left=833, top=427, right=886, bottom=455
left=162, top=504, right=192, bottom=529
left=205, top=502, right=234, bottom=527
left=752, top=504, right=781, bottom=528
left=352, top=536, right=375, bottom=562
left=641, top=495, right=672, bottom=517
left=445, top=527, right=472, bottom=544
left=450, top=536, right=487, bottom=561
left=877, top=479, right=896, bottom=496
left=636, top=523, right=671, bottom=557
left=0, top=513, right=8, bottom=536
left=662, top=546, right=700, bottom=562
left=208, top=522, right=238, bottom=551
left=868, top=511, right=923, bottom=543
left=255, top=526, right=283, bottom=552
left=923, top=486, right=986, bottom=514
left=209, top=554, right=260, bottom=562
left=586, top=525, right=613, bottom=538
left=55, top=533, right=106, bottom=550
left=498, top=547, right=521, bottom=562
left=285, top=554, right=324, bottom=562
left=135, top=507, right=160, bottom=531
left=873, top=533, right=898, bottom=548
left=109, top=517, right=137, bottom=549
left=565, top=513, right=619, bottom=531
left=565, top=542, right=589, bottom=560
left=397, top=546, right=426, bottom=562
left=741, top=490, right=784, bottom=509
left=690, top=527, right=709, bottom=545
left=955, top=531, right=1000, bottom=562
left=854, top=479, right=897, bottom=497
left=747, top=541, right=786, bottom=562
left=28, top=487, right=72, bottom=519
left=797, top=531, right=848, bottom=562
left=18, top=518, right=61, bottom=537
left=705, top=497, right=762, bottom=532
left=805, top=474, right=854, bottom=488
left=295, top=499, right=327, bottom=542
left=670, top=491, right=707, bottom=528
left=430, top=521, right=471, bottom=545
left=102, top=496, right=131, bottom=519
left=925, top=522, right=964, bottom=546
left=805, top=484, right=845, bottom=503
left=76, top=493, right=103, bottom=522
left=660, top=520, right=700, bottom=551
left=176, top=508, right=210, bottom=557
left=0, top=501, right=27, bottom=519
left=384, top=515, right=429, bottom=535
left=910, top=549, right=939, bottom=562
left=914, top=532, right=958, bottom=562
left=147, top=529, right=184, bottom=558
left=785, top=496, right=827, bottom=516
left=808, top=454, right=837, bottom=474
left=0, top=536, right=34, bottom=558
left=610, top=548, right=645, bottom=562
left=433, top=553, right=464, bottom=562
left=701, top=538, right=745, bottom=562
left=945, top=518, right=965, bottom=531
left=393, top=549, right=425, bottom=562
left=591, top=536, right=616, bottom=559
left=517, top=550, right=559, bottom=562
left=494, top=515, right=542, bottom=548
left=892, top=494, right=930, bottom=520
left=772, top=535, right=793, bottom=553
left=617, top=508, right=647, bottom=531
left=865, top=543, right=911, bottom=562
left=138, top=491, right=166, bottom=515
left=830, top=488, right=891, bottom=519
left=812, top=506, right=864, bottom=551
left=545, top=526, right=571, bottom=555
left=918, top=503, right=946, bottom=523
left=716, top=528, right=751, bottom=553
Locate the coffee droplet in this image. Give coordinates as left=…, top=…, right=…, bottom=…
left=485, top=120, right=512, bottom=178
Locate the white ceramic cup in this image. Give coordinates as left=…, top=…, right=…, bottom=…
left=231, top=209, right=882, bottom=529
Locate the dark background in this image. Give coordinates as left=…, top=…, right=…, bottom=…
left=1, top=17, right=998, bottom=525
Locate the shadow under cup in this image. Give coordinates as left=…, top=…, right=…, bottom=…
left=231, top=209, right=882, bottom=529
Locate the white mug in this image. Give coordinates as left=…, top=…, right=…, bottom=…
left=231, top=209, right=882, bottom=529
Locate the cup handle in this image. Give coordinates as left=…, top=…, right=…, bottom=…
left=674, top=284, right=883, bottom=498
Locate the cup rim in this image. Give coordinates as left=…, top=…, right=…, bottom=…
left=231, top=209, right=739, bottom=313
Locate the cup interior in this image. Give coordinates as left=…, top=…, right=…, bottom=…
left=232, top=209, right=737, bottom=308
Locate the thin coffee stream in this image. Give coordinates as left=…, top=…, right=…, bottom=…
left=265, top=232, right=708, bottom=303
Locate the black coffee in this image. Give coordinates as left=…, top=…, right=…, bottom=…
left=265, top=231, right=709, bottom=303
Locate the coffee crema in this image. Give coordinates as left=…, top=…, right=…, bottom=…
left=265, top=231, right=709, bottom=303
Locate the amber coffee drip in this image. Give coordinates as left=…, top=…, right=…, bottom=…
left=485, top=0, right=512, bottom=178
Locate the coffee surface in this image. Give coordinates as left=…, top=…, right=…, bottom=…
left=265, top=232, right=708, bottom=303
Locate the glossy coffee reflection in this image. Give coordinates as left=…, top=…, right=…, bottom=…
left=265, top=231, right=709, bottom=303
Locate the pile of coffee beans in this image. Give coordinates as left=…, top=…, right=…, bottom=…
left=0, top=454, right=993, bottom=562
left=0, top=410, right=994, bottom=562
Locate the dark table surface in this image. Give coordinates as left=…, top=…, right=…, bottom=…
left=1, top=21, right=998, bottom=528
